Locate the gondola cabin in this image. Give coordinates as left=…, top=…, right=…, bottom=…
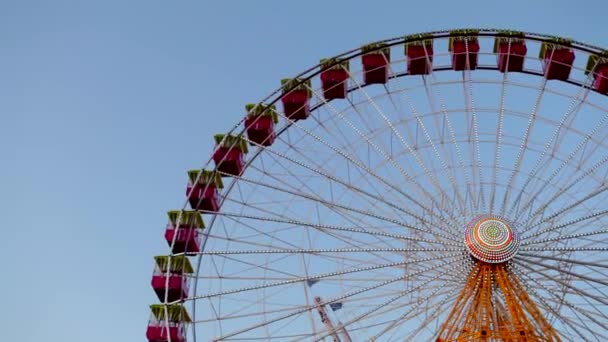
left=164, top=210, right=205, bottom=254
left=281, top=78, right=311, bottom=121
left=494, top=33, right=527, bottom=72
left=150, top=255, right=194, bottom=302
left=320, top=58, right=350, bottom=100
left=186, top=170, right=223, bottom=212
left=361, top=43, right=390, bottom=84
left=449, top=30, right=480, bottom=71
left=405, top=36, right=434, bottom=75
left=540, top=40, right=575, bottom=80
left=212, top=134, right=248, bottom=176
left=146, top=304, right=191, bottom=342
left=245, top=103, right=278, bottom=146
left=586, top=54, right=608, bottom=94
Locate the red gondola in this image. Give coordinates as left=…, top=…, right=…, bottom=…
left=540, top=40, right=575, bottom=80
left=361, top=43, right=390, bottom=84
left=405, top=36, right=433, bottom=75
left=494, top=34, right=527, bottom=72
left=320, top=58, right=350, bottom=100
left=449, top=30, right=480, bottom=71
left=186, top=170, right=223, bottom=212
left=245, top=103, right=278, bottom=146
left=146, top=305, right=190, bottom=342
left=164, top=210, right=205, bottom=254
left=281, top=78, right=311, bottom=120
left=150, top=255, right=193, bottom=302
left=586, top=55, right=608, bottom=94
left=213, top=134, right=248, bottom=176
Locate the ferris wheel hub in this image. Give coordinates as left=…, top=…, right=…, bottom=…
left=464, top=214, right=520, bottom=263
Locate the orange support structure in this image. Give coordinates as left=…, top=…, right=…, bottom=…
left=436, top=262, right=560, bottom=342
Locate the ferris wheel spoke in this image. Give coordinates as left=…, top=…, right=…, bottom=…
left=272, top=127, right=411, bottom=225
left=212, top=253, right=299, bottom=279
left=500, top=76, right=547, bottom=216
left=208, top=210, right=460, bottom=248
left=217, top=196, right=449, bottom=268
left=517, top=257, right=608, bottom=288
left=193, top=253, right=461, bottom=301
left=540, top=286, right=608, bottom=331
left=223, top=171, right=460, bottom=243
left=211, top=208, right=307, bottom=251
left=486, top=68, right=509, bottom=215
left=310, top=283, right=442, bottom=341
left=523, top=228, right=608, bottom=247
left=513, top=259, right=608, bottom=306
left=251, top=142, right=455, bottom=238
left=203, top=238, right=417, bottom=286
left=232, top=161, right=426, bottom=263
left=518, top=61, right=607, bottom=213
left=520, top=186, right=608, bottom=237
left=516, top=253, right=608, bottom=285
left=395, top=295, right=462, bottom=341
left=310, top=255, right=466, bottom=341
left=307, top=82, right=462, bottom=226
left=515, top=111, right=608, bottom=226
left=205, top=243, right=450, bottom=270
left=518, top=152, right=608, bottom=233
left=462, top=41, right=487, bottom=213
left=513, top=265, right=608, bottom=334
left=520, top=247, right=608, bottom=252
left=421, top=74, right=477, bottom=218
left=197, top=246, right=459, bottom=255
left=278, top=142, right=456, bottom=239
left=400, top=288, right=461, bottom=341
left=332, top=283, right=458, bottom=341
left=267, top=113, right=459, bottom=235
left=510, top=265, right=596, bottom=342
left=209, top=255, right=463, bottom=340
left=376, top=64, right=469, bottom=218
left=199, top=246, right=453, bottom=283
left=368, top=273, right=463, bottom=340
left=419, top=72, right=474, bottom=220
left=522, top=207, right=608, bottom=241
left=292, top=285, right=455, bottom=342
left=507, top=70, right=596, bottom=221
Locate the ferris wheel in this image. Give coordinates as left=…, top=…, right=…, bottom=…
left=145, top=29, right=608, bottom=341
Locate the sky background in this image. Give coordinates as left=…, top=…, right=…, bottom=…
left=2, top=0, right=608, bottom=341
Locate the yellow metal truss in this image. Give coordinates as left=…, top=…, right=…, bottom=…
left=436, top=262, right=560, bottom=342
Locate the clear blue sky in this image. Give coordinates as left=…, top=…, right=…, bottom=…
left=2, top=0, right=607, bottom=341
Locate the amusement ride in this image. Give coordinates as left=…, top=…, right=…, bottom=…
left=146, top=29, right=608, bottom=341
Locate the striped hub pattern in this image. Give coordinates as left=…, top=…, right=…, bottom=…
left=465, top=215, right=520, bottom=263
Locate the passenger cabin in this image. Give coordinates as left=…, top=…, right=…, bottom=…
left=320, top=58, right=350, bottom=100
left=164, top=210, right=205, bottom=254
left=281, top=78, right=311, bottom=121
left=540, top=40, right=575, bottom=80
left=449, top=30, right=480, bottom=71
left=151, top=255, right=194, bottom=302
left=586, top=54, right=608, bottom=94
left=405, top=35, right=434, bottom=75
left=245, top=103, right=278, bottom=146
left=361, top=43, right=390, bottom=84
left=146, top=304, right=191, bottom=342
left=213, top=134, right=248, bottom=176
left=186, top=170, right=223, bottom=212
left=494, top=33, right=527, bottom=72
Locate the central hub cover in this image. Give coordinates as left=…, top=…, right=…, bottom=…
left=465, top=215, right=519, bottom=263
